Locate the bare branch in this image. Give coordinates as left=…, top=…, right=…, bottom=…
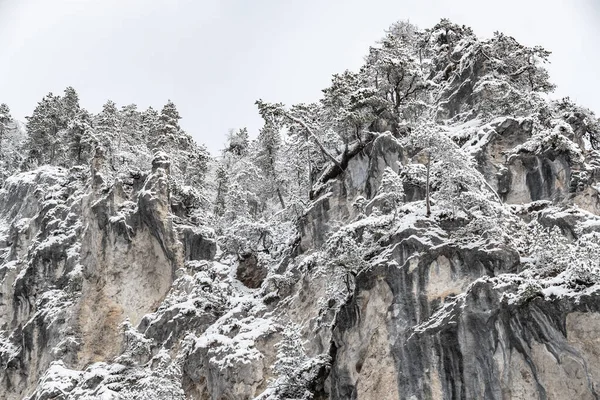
left=279, top=110, right=343, bottom=171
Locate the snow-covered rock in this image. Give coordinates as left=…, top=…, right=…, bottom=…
left=1, top=18, right=600, bottom=400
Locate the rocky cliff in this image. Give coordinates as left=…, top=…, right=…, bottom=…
left=1, top=19, right=600, bottom=400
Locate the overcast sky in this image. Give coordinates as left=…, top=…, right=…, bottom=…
left=0, top=0, right=598, bottom=153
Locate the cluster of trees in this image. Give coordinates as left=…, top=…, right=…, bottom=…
left=0, top=103, right=12, bottom=154
left=2, top=20, right=599, bottom=398
left=0, top=103, right=21, bottom=184
left=0, top=87, right=210, bottom=193
left=2, top=19, right=598, bottom=250
left=25, top=87, right=93, bottom=167
left=211, top=19, right=565, bottom=249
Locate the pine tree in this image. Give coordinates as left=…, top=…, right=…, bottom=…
left=95, top=100, right=121, bottom=164
left=157, top=100, right=181, bottom=141
left=119, top=104, right=143, bottom=165
left=121, top=104, right=141, bottom=141
left=255, top=123, right=286, bottom=209
left=272, top=323, right=320, bottom=399
left=256, top=100, right=342, bottom=171
left=376, top=167, right=405, bottom=216
left=408, top=123, right=500, bottom=217
left=363, top=27, right=426, bottom=120
left=67, top=109, right=95, bottom=165
left=224, top=181, right=250, bottom=221
left=141, top=106, right=160, bottom=149
left=0, top=103, right=11, bottom=155
left=60, top=86, right=80, bottom=124
left=214, top=162, right=229, bottom=216
left=96, top=100, right=119, bottom=134
left=155, top=100, right=210, bottom=188
left=321, top=70, right=379, bottom=146
left=226, top=127, right=250, bottom=156
left=25, top=93, right=62, bottom=165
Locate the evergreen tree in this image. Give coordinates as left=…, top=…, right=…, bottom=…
left=141, top=106, right=160, bottom=149
left=214, top=162, right=229, bottom=216
left=118, top=104, right=143, bottom=165
left=157, top=100, right=181, bottom=140
left=120, top=104, right=141, bottom=141
left=25, top=93, right=62, bottom=165
left=256, top=99, right=343, bottom=174
left=321, top=70, right=381, bottom=145
left=156, top=100, right=210, bottom=188
left=255, top=123, right=286, bottom=209
left=0, top=103, right=11, bottom=153
left=223, top=181, right=250, bottom=221
left=408, top=123, right=500, bottom=217
left=60, top=86, right=80, bottom=124
left=96, top=100, right=120, bottom=134
left=363, top=27, right=427, bottom=120
left=375, top=167, right=405, bottom=216
left=67, top=109, right=95, bottom=165
left=226, top=127, right=250, bottom=156
left=95, top=100, right=121, bottom=164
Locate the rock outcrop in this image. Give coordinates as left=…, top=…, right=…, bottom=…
left=1, top=20, right=600, bottom=400
left=0, top=153, right=217, bottom=399
left=2, top=114, right=600, bottom=400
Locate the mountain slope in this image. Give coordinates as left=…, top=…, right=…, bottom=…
left=1, top=19, right=600, bottom=400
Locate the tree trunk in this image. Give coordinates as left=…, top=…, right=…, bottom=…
left=276, top=187, right=286, bottom=209
left=426, top=151, right=431, bottom=217
left=482, top=178, right=503, bottom=203
left=281, top=111, right=343, bottom=171
left=266, top=146, right=286, bottom=210
left=118, top=132, right=123, bottom=166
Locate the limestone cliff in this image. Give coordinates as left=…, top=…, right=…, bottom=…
left=1, top=19, right=600, bottom=400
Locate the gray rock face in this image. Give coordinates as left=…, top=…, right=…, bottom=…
left=236, top=252, right=267, bottom=289
left=2, top=102, right=600, bottom=400
left=290, top=114, right=600, bottom=399
left=300, top=133, right=405, bottom=252
left=314, top=120, right=599, bottom=399
left=0, top=154, right=217, bottom=400
left=1, top=114, right=600, bottom=400
left=470, top=116, right=600, bottom=213
left=328, top=228, right=519, bottom=399
left=330, top=267, right=600, bottom=399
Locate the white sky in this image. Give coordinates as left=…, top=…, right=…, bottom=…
left=0, top=0, right=598, bottom=153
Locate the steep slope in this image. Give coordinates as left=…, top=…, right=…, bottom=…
left=1, top=19, right=600, bottom=400
left=0, top=154, right=216, bottom=399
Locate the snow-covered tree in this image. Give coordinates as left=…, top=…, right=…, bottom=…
left=363, top=24, right=427, bottom=120
left=271, top=323, right=329, bottom=399
left=157, top=100, right=181, bottom=139
left=60, top=86, right=80, bottom=124
left=66, top=109, right=96, bottom=165
left=407, top=123, right=500, bottom=217
left=25, top=93, right=62, bottom=165
left=141, top=106, right=160, bottom=147
left=120, top=104, right=142, bottom=142
left=226, top=127, right=250, bottom=156
left=257, top=100, right=342, bottom=172
left=371, top=166, right=405, bottom=216
left=95, top=100, right=120, bottom=163
left=154, top=100, right=210, bottom=190
left=255, top=122, right=286, bottom=209
left=214, top=162, right=229, bottom=216
left=321, top=71, right=378, bottom=146
left=0, top=103, right=11, bottom=153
